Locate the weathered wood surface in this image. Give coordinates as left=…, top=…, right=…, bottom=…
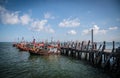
left=60, top=41, right=120, bottom=77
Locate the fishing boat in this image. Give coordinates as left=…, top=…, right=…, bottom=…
left=18, top=46, right=29, bottom=51
left=29, top=48, right=49, bottom=55
left=16, top=42, right=29, bottom=51
left=28, top=41, right=49, bottom=55
left=13, top=38, right=61, bottom=55
left=29, top=43, right=61, bottom=55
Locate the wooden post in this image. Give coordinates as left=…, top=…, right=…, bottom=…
left=102, top=41, right=106, bottom=51
left=80, top=41, right=84, bottom=60
left=91, top=29, right=93, bottom=51
left=85, top=40, right=90, bottom=60
left=65, top=48, right=67, bottom=55
left=95, top=43, right=97, bottom=50
left=103, top=53, right=106, bottom=63
left=76, top=50, right=79, bottom=59
left=63, top=48, right=65, bottom=55
left=97, top=41, right=106, bottom=66
left=112, top=41, right=115, bottom=53
left=71, top=49, right=73, bottom=57
left=89, top=29, right=94, bottom=63
left=77, top=42, right=81, bottom=59
left=112, top=41, right=115, bottom=61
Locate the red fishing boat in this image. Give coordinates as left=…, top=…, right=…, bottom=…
left=29, top=43, right=60, bottom=55
left=16, top=43, right=29, bottom=51
left=29, top=48, right=49, bottom=55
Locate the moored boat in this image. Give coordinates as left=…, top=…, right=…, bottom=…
left=29, top=48, right=49, bottom=55
left=13, top=38, right=61, bottom=55
left=29, top=43, right=61, bottom=55
left=15, top=42, right=29, bottom=51
left=19, top=46, right=29, bottom=51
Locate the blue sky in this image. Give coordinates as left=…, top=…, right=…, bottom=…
left=0, top=0, right=120, bottom=42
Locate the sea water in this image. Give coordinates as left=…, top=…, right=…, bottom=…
left=0, top=42, right=114, bottom=78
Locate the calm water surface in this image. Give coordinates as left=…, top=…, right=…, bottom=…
left=0, top=42, right=111, bottom=78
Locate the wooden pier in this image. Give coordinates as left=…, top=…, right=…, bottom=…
left=13, top=40, right=120, bottom=77
left=60, top=41, right=120, bottom=78
left=13, top=29, right=120, bottom=77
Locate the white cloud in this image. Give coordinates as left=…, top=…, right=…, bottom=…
left=82, top=25, right=107, bottom=35
left=0, top=6, right=19, bottom=24
left=0, top=6, right=55, bottom=34
left=20, top=14, right=32, bottom=25
left=44, top=26, right=55, bottom=33
left=67, top=30, right=76, bottom=35
left=82, top=29, right=91, bottom=35
left=92, top=25, right=99, bottom=34
left=0, top=6, right=32, bottom=25
left=1, top=11, right=20, bottom=24
left=99, top=29, right=107, bottom=34
left=59, top=18, right=80, bottom=27
left=44, top=12, right=55, bottom=19
left=109, top=26, right=118, bottom=30
left=31, top=20, right=47, bottom=31
left=31, top=19, right=55, bottom=33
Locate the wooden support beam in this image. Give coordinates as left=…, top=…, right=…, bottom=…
left=91, top=29, right=93, bottom=51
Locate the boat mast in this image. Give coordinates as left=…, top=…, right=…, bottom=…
left=51, top=37, right=53, bottom=43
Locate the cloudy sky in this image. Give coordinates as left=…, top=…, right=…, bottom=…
left=0, top=0, right=120, bottom=42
